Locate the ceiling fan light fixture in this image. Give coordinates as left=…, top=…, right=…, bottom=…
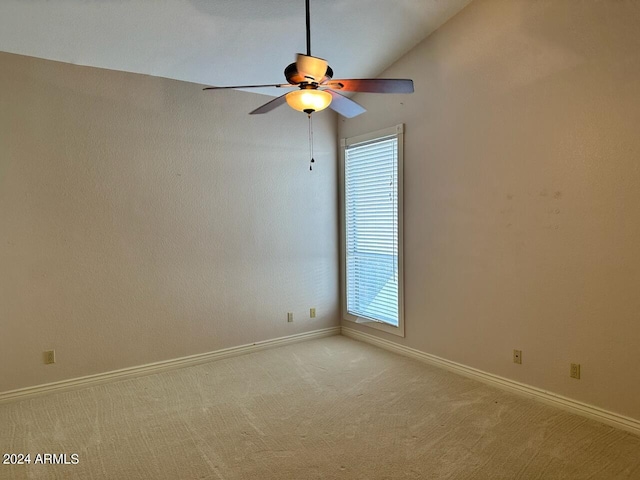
left=285, top=89, right=332, bottom=114
left=203, top=0, right=414, bottom=119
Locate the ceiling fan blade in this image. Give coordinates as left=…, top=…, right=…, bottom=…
left=324, top=79, right=414, bottom=94
left=249, top=93, right=289, bottom=115
left=325, top=89, right=366, bottom=118
left=203, top=84, right=294, bottom=91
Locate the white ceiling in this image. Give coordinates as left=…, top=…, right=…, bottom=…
left=0, top=0, right=471, bottom=96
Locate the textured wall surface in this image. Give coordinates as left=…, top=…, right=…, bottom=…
left=0, top=52, right=339, bottom=392
left=339, top=0, right=640, bottom=420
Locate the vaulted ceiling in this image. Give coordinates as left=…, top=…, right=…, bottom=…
left=0, top=0, right=471, bottom=96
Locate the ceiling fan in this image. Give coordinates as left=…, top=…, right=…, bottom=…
left=203, top=0, right=414, bottom=118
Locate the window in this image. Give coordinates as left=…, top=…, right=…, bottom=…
left=340, top=125, right=404, bottom=337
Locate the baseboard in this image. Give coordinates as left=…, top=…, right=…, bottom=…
left=0, top=326, right=341, bottom=404
left=341, top=326, right=640, bottom=437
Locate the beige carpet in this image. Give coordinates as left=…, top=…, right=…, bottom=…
left=1, top=335, right=639, bottom=479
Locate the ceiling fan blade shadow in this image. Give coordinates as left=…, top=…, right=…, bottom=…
left=203, top=84, right=294, bottom=90
left=249, top=93, right=289, bottom=115
left=325, top=89, right=366, bottom=118
left=324, top=79, right=414, bottom=94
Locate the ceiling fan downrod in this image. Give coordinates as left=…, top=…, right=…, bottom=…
left=305, top=0, right=311, bottom=56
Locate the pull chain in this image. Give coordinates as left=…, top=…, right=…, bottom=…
left=308, top=113, right=315, bottom=171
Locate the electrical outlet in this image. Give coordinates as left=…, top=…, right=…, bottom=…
left=44, top=350, right=56, bottom=365
left=513, top=349, right=522, bottom=364
left=310, top=308, right=316, bottom=318
left=570, top=363, right=580, bottom=379
left=287, top=312, right=293, bottom=323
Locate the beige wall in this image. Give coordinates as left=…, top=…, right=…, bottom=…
left=340, top=0, right=640, bottom=420
left=0, top=52, right=339, bottom=392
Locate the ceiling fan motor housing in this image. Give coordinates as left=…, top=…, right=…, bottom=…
left=284, top=58, right=333, bottom=85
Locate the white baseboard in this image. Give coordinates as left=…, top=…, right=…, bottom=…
left=341, top=326, right=640, bottom=437
left=0, top=326, right=341, bottom=404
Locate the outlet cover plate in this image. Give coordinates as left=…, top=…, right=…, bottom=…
left=44, top=350, right=56, bottom=364
left=570, top=363, right=581, bottom=379
left=513, top=349, right=522, bottom=364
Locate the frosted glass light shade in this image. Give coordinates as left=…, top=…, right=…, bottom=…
left=286, top=89, right=332, bottom=113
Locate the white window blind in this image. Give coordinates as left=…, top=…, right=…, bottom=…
left=345, top=135, right=399, bottom=326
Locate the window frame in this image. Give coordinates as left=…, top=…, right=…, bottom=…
left=339, top=124, right=405, bottom=337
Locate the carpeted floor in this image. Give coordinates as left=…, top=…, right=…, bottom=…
left=1, top=335, right=639, bottom=479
